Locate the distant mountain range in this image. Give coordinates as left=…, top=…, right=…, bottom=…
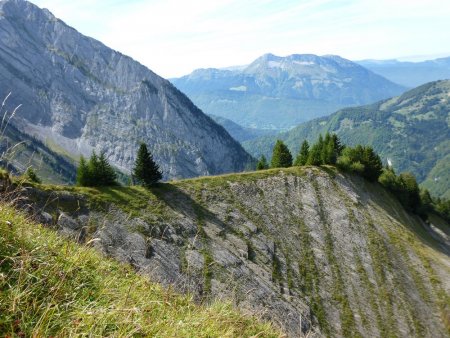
left=243, top=80, right=450, bottom=199
left=0, top=0, right=252, bottom=181
left=171, top=53, right=406, bottom=130
left=358, top=57, right=450, bottom=88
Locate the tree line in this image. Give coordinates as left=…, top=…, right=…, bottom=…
left=257, top=133, right=449, bottom=222
left=76, top=143, right=162, bottom=188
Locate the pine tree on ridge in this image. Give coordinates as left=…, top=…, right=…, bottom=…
left=133, top=143, right=162, bottom=187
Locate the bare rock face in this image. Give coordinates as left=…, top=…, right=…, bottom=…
left=27, top=168, right=450, bottom=337
left=0, top=0, right=252, bottom=179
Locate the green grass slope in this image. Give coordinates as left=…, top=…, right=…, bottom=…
left=0, top=201, right=280, bottom=337
left=18, top=166, right=450, bottom=337
left=243, top=80, right=450, bottom=198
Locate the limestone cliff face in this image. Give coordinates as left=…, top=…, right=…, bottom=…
left=0, top=0, right=252, bottom=179
left=28, top=167, right=450, bottom=337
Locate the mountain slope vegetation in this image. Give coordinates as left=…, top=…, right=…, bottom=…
left=171, top=53, right=406, bottom=129
left=244, top=80, right=450, bottom=198
left=19, top=166, right=450, bottom=337
left=0, top=200, right=279, bottom=337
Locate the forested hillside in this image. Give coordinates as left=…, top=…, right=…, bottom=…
left=244, top=80, right=450, bottom=198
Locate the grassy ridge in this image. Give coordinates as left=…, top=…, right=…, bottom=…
left=0, top=202, right=280, bottom=337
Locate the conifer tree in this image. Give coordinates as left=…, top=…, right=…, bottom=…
left=76, top=155, right=89, bottom=186
left=361, top=146, right=383, bottom=182
left=321, top=133, right=342, bottom=165
left=270, top=140, right=292, bottom=168
left=87, top=151, right=100, bottom=184
left=398, top=172, right=421, bottom=210
left=97, top=151, right=117, bottom=186
left=306, top=141, right=323, bottom=166
left=76, top=152, right=117, bottom=187
left=320, top=133, right=331, bottom=164
left=133, top=143, right=162, bottom=187
left=331, top=134, right=344, bottom=155
left=317, top=134, right=324, bottom=151
left=256, top=155, right=268, bottom=170
left=294, top=140, right=309, bottom=166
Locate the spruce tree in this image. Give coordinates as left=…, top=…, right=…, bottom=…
left=398, top=173, right=421, bottom=211
left=77, top=152, right=117, bottom=187
left=331, top=134, right=344, bottom=155
left=97, top=151, right=117, bottom=186
left=320, top=134, right=330, bottom=164
left=256, top=155, right=268, bottom=170
left=306, top=143, right=322, bottom=166
left=87, top=151, right=100, bottom=185
left=270, top=140, right=292, bottom=168
left=133, top=143, right=162, bottom=187
left=321, top=133, right=342, bottom=165
left=361, top=146, right=383, bottom=182
left=76, top=155, right=90, bottom=186
left=294, top=140, right=309, bottom=166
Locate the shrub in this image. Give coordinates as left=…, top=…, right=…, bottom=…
left=25, top=167, right=41, bottom=184
left=337, top=145, right=382, bottom=182
left=256, top=155, right=269, bottom=170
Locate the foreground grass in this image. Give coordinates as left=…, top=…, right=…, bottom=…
left=0, top=202, right=280, bottom=337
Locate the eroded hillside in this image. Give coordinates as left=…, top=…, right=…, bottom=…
left=25, top=167, right=450, bottom=337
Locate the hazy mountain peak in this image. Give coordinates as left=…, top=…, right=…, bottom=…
left=357, top=56, right=450, bottom=87
left=172, top=53, right=406, bottom=129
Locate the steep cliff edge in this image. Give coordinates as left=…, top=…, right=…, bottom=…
left=24, top=167, right=450, bottom=337
left=0, top=0, right=252, bottom=180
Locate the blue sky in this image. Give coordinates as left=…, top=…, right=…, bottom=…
left=32, top=0, right=450, bottom=78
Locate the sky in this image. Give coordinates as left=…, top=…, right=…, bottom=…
left=32, top=0, right=450, bottom=78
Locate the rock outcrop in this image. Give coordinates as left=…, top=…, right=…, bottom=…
left=27, top=167, right=450, bottom=337
left=0, top=0, right=252, bottom=180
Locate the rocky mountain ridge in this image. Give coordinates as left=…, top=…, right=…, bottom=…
left=26, top=167, right=450, bottom=337
left=0, top=0, right=252, bottom=180
left=171, top=53, right=406, bottom=129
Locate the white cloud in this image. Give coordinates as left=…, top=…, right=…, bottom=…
left=31, top=0, right=450, bottom=78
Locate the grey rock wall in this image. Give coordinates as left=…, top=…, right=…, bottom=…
left=0, top=0, right=252, bottom=180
